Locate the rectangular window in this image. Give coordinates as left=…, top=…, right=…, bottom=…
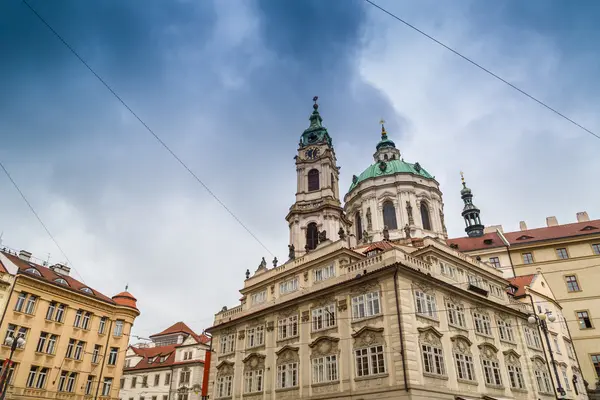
left=58, top=371, right=67, bottom=392
left=535, top=369, right=552, bottom=393
left=556, top=248, right=569, bottom=259
left=446, top=302, right=466, bottom=328
left=36, top=332, right=48, bottom=353
left=36, top=367, right=48, bottom=389
left=278, top=315, right=298, bottom=340
left=74, top=310, right=83, bottom=327
left=82, top=312, right=91, bottom=330
left=314, top=264, right=335, bottom=282
left=99, top=317, right=107, bottom=334
left=507, top=365, right=525, bottom=389
left=114, top=320, right=124, bottom=336
left=522, top=252, right=534, bottom=264
left=92, top=345, right=101, bottom=363
left=243, top=369, right=263, bottom=393
left=251, top=290, right=267, bottom=305
left=180, top=370, right=191, bottom=385
left=565, top=275, right=581, bottom=292
left=165, top=373, right=171, bottom=385
left=27, top=366, right=39, bottom=388
left=592, top=243, right=600, bottom=255
left=440, top=262, right=456, bottom=279
left=592, top=355, right=600, bottom=379
left=154, top=374, right=160, bottom=386
left=468, top=275, right=488, bottom=290
left=312, top=304, right=336, bottom=331
left=312, top=355, right=338, bottom=383
left=183, top=351, right=193, bottom=360
left=489, top=257, right=501, bottom=269
left=565, top=340, right=575, bottom=359
left=355, top=345, right=386, bottom=377
left=415, top=291, right=437, bottom=319
left=482, top=359, right=502, bottom=386
left=85, top=375, right=94, bottom=395
left=66, top=372, right=78, bottom=392
left=132, top=377, right=137, bottom=388
left=45, top=334, right=57, bottom=354
left=46, top=302, right=56, bottom=320
left=421, top=344, right=444, bottom=376
left=246, top=325, right=265, bottom=348
left=24, top=294, right=37, bottom=314
left=524, top=326, right=542, bottom=348
left=561, top=367, right=571, bottom=391
left=14, top=292, right=27, bottom=312
left=279, top=278, right=298, bottom=295
left=276, top=362, right=298, bottom=389
left=55, top=304, right=66, bottom=322
left=66, top=339, right=76, bottom=358
left=351, top=291, right=381, bottom=320
left=108, top=347, right=118, bottom=365
left=74, top=341, right=85, bottom=360
left=577, top=311, right=593, bottom=329
left=102, top=377, right=113, bottom=396
left=455, top=353, right=475, bottom=381
left=220, top=334, right=235, bottom=354
left=473, top=312, right=492, bottom=336
left=216, top=376, right=233, bottom=398
left=497, top=319, right=515, bottom=342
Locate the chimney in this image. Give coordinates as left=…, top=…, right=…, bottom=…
left=484, top=225, right=503, bottom=234
left=18, top=250, right=32, bottom=262
left=546, top=216, right=558, bottom=227
left=576, top=211, right=590, bottom=223
left=50, top=263, right=71, bottom=276
left=519, top=221, right=528, bottom=231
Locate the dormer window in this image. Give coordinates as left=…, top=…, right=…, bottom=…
left=25, top=268, right=41, bottom=276
left=80, top=287, right=93, bottom=295
left=581, top=225, right=598, bottom=231
left=516, top=235, right=533, bottom=241
left=483, top=239, right=493, bottom=245
left=148, top=356, right=156, bottom=364
left=160, top=356, right=167, bottom=363
left=54, top=278, right=69, bottom=286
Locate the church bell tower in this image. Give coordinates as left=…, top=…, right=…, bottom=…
left=286, top=97, right=348, bottom=258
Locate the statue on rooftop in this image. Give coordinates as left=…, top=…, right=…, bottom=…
left=288, top=244, right=295, bottom=259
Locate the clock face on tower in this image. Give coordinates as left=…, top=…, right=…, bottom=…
left=304, top=147, right=320, bottom=160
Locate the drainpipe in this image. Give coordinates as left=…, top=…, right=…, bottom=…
left=393, top=265, right=409, bottom=392
left=94, top=319, right=114, bottom=400
left=497, top=229, right=516, bottom=277
left=201, top=333, right=212, bottom=400
left=527, top=293, right=560, bottom=400
left=168, top=364, right=175, bottom=400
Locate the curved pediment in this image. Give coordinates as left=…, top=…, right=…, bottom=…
left=450, top=334, right=472, bottom=346
left=275, top=345, right=299, bottom=356
left=530, top=355, right=546, bottom=365
left=216, top=360, right=234, bottom=369
left=502, top=349, right=520, bottom=359
left=242, top=352, right=266, bottom=364
left=308, top=336, right=340, bottom=349
left=477, top=342, right=499, bottom=353
left=351, top=326, right=384, bottom=338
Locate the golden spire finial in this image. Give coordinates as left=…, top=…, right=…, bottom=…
left=460, top=171, right=466, bottom=185
left=380, top=118, right=386, bottom=135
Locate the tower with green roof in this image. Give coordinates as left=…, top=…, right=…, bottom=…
left=344, top=121, right=447, bottom=244
left=285, top=97, right=350, bottom=256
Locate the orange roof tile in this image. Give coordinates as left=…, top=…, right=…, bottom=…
left=0, top=250, right=116, bottom=304
left=150, top=321, right=210, bottom=344
left=446, top=232, right=505, bottom=252
left=126, top=344, right=180, bottom=371
left=508, top=274, right=536, bottom=297
left=112, top=291, right=139, bottom=311
left=360, top=241, right=396, bottom=254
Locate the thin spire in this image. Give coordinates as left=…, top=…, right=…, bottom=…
left=380, top=118, right=387, bottom=138
left=125, top=283, right=129, bottom=291
left=460, top=171, right=466, bottom=187
left=308, top=95, right=323, bottom=129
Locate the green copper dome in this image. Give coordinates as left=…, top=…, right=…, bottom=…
left=348, top=159, right=434, bottom=193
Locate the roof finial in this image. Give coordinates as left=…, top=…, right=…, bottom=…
left=460, top=171, right=466, bottom=187
left=313, top=95, right=319, bottom=111
left=125, top=283, right=129, bottom=291
left=379, top=118, right=387, bottom=138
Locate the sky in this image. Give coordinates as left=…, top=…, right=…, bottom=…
left=1, top=0, right=599, bottom=340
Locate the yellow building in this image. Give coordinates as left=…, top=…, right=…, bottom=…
left=448, top=212, right=600, bottom=395
left=0, top=247, right=140, bottom=399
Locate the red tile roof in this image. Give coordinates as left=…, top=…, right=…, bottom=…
left=360, top=241, right=396, bottom=254
left=508, top=274, right=536, bottom=297
left=0, top=250, right=116, bottom=304
left=126, top=344, right=179, bottom=371
left=150, top=321, right=210, bottom=344
left=112, top=291, right=139, bottom=311
left=447, top=219, right=600, bottom=252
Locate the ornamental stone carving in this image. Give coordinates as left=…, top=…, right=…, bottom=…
left=278, top=307, right=299, bottom=318
left=216, top=361, right=234, bottom=377
left=266, top=321, right=275, bottom=332
left=356, top=377, right=385, bottom=389
left=349, top=280, right=380, bottom=296
left=412, top=281, right=434, bottom=294
left=238, top=330, right=245, bottom=340
left=418, top=326, right=443, bottom=346
left=450, top=335, right=472, bottom=355
left=276, top=389, right=299, bottom=399
left=312, top=296, right=336, bottom=308
left=304, top=271, right=309, bottom=282
left=242, top=353, right=266, bottom=372
left=309, top=336, right=340, bottom=358
left=478, top=343, right=499, bottom=360
left=301, top=310, right=310, bottom=322
left=352, top=326, right=385, bottom=348
left=312, top=384, right=339, bottom=394
left=275, top=345, right=300, bottom=365
left=337, top=299, right=348, bottom=312
left=502, top=349, right=521, bottom=366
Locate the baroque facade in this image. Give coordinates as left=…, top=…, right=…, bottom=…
left=448, top=212, right=600, bottom=395
left=0, top=247, right=140, bottom=400
left=206, top=100, right=580, bottom=400
left=120, top=322, right=210, bottom=400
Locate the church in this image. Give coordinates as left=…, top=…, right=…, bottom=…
left=205, top=98, right=587, bottom=400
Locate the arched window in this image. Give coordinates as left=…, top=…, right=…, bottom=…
left=307, top=169, right=320, bottom=192
left=382, top=201, right=398, bottom=230
left=421, top=202, right=431, bottom=231
left=25, top=267, right=41, bottom=276
left=355, top=213, right=363, bottom=240
left=306, top=223, right=318, bottom=250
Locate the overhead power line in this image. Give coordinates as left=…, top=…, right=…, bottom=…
left=365, top=0, right=600, bottom=141
left=20, top=0, right=275, bottom=257
left=0, top=160, right=85, bottom=283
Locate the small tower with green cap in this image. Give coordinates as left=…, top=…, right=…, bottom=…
left=373, top=119, right=401, bottom=162
left=460, top=172, right=484, bottom=237
left=286, top=97, right=349, bottom=256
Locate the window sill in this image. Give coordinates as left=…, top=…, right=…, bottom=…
left=422, top=372, right=448, bottom=380
left=485, top=384, right=504, bottom=390
left=475, top=332, right=494, bottom=339
left=415, top=313, right=439, bottom=323
left=275, top=386, right=299, bottom=393
left=246, top=344, right=265, bottom=351
left=527, top=345, right=543, bottom=351
left=511, top=387, right=528, bottom=393
left=276, top=335, right=299, bottom=344
left=457, top=379, right=478, bottom=386
left=351, top=314, right=383, bottom=324
left=499, top=338, right=517, bottom=346
left=310, top=326, right=338, bottom=337
left=312, top=380, right=340, bottom=388
left=355, top=373, right=389, bottom=382
left=448, top=323, right=468, bottom=332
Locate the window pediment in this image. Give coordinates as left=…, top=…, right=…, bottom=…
left=349, top=280, right=380, bottom=296
left=531, top=356, right=546, bottom=367
left=275, top=345, right=299, bottom=356
left=478, top=342, right=499, bottom=356
left=216, top=361, right=234, bottom=377
left=275, top=345, right=299, bottom=365
left=309, top=336, right=340, bottom=358
left=502, top=349, right=520, bottom=360
left=352, top=326, right=385, bottom=348
left=450, top=334, right=472, bottom=347
left=417, top=326, right=443, bottom=346
left=242, top=353, right=265, bottom=371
